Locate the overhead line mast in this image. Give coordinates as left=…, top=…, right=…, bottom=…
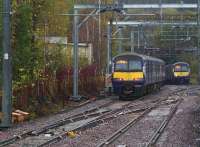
left=1, top=0, right=12, bottom=127
left=198, top=0, right=200, bottom=84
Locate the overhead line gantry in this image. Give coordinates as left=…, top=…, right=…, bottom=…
left=72, top=2, right=199, bottom=100
left=74, top=4, right=198, bottom=9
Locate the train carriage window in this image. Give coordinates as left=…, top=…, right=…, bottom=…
left=129, top=60, right=142, bottom=71
left=150, top=61, right=153, bottom=73
left=146, top=61, right=149, bottom=72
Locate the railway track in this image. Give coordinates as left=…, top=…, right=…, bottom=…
left=0, top=95, right=147, bottom=147
left=97, top=105, right=158, bottom=147
left=28, top=87, right=190, bottom=147
left=4, top=98, right=150, bottom=147
left=0, top=100, right=115, bottom=147
left=0, top=86, right=192, bottom=147
left=20, top=103, right=158, bottom=147
left=145, top=99, right=183, bottom=147
left=96, top=87, right=198, bottom=147
left=96, top=98, right=178, bottom=147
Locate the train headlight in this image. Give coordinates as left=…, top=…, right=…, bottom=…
left=133, top=78, right=143, bottom=81
left=113, top=78, right=124, bottom=81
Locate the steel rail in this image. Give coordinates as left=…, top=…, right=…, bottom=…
left=28, top=87, right=189, bottom=146
left=0, top=130, right=33, bottom=147
left=32, top=101, right=117, bottom=135
left=31, top=109, right=110, bottom=136
left=0, top=86, right=189, bottom=147
left=96, top=87, right=191, bottom=147
left=35, top=89, right=171, bottom=147
left=38, top=87, right=198, bottom=147
left=37, top=103, right=156, bottom=147
left=145, top=99, right=183, bottom=147
left=32, top=88, right=191, bottom=147
left=97, top=105, right=157, bottom=147
left=0, top=100, right=114, bottom=147
left=1, top=97, right=147, bottom=147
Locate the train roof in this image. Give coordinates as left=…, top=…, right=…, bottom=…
left=113, top=52, right=165, bottom=63
left=173, top=62, right=189, bottom=66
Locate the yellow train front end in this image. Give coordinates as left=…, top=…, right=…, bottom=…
left=112, top=72, right=144, bottom=82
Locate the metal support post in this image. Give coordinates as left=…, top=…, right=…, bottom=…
left=1, top=0, right=12, bottom=127
left=44, top=20, right=48, bottom=69
left=118, top=27, right=123, bottom=53
left=107, top=19, right=112, bottom=74
left=105, top=19, right=113, bottom=95
left=72, top=9, right=81, bottom=101
left=137, top=26, right=140, bottom=49
left=174, top=28, right=177, bottom=60
left=73, top=4, right=127, bottom=97
left=159, top=0, right=163, bottom=34
left=131, top=30, right=134, bottom=52
left=198, top=0, right=200, bottom=84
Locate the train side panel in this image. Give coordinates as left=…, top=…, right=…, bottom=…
left=144, top=61, right=165, bottom=85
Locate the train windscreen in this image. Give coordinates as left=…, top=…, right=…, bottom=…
left=115, top=60, right=128, bottom=71
left=129, top=60, right=142, bottom=71
left=174, top=65, right=189, bottom=72
left=115, top=60, right=142, bottom=71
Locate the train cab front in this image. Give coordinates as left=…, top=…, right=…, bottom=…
left=173, top=63, right=190, bottom=84
left=111, top=58, right=145, bottom=96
